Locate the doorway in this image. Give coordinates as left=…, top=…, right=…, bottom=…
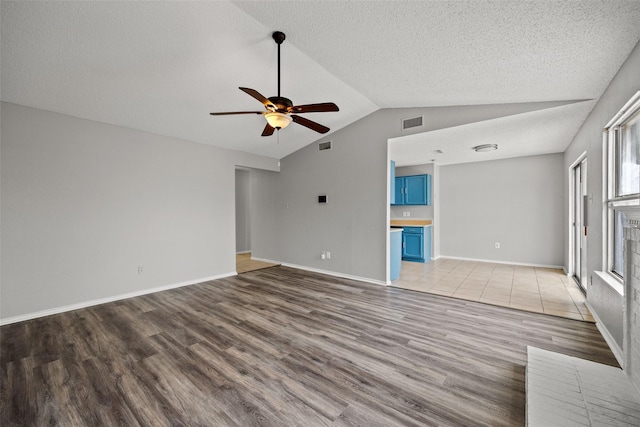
left=234, top=168, right=280, bottom=274
left=571, top=157, right=587, bottom=292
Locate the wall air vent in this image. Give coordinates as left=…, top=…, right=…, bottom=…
left=402, top=116, right=423, bottom=130
left=319, top=141, right=332, bottom=151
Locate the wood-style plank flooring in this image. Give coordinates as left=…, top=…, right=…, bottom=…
left=1, top=266, right=617, bottom=426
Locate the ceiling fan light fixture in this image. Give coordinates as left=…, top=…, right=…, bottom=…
left=265, top=112, right=292, bottom=130
left=473, top=144, right=498, bottom=152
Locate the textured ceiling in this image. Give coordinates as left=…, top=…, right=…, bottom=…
left=389, top=100, right=596, bottom=166
left=2, top=1, right=640, bottom=162
left=234, top=0, right=640, bottom=107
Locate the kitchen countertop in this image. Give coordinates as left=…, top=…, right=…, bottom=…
left=390, top=219, right=432, bottom=226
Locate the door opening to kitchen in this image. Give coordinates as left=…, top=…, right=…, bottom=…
left=571, top=157, right=587, bottom=292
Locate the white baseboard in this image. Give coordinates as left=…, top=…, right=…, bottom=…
left=0, top=272, right=236, bottom=326
left=438, top=255, right=563, bottom=270
left=241, top=256, right=388, bottom=287
left=277, top=262, right=387, bottom=287
left=250, top=256, right=280, bottom=264
left=236, top=250, right=251, bottom=255
left=585, top=300, right=624, bottom=368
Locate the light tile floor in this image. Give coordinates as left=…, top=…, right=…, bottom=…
left=392, top=258, right=594, bottom=322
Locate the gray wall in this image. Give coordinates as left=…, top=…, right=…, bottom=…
left=249, top=168, right=281, bottom=260
left=235, top=169, right=251, bottom=253
left=439, top=154, right=564, bottom=267
left=562, top=40, right=640, bottom=360
left=256, top=101, right=574, bottom=283
left=1, top=102, right=278, bottom=322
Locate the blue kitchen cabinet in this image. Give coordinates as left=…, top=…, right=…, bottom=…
left=394, top=174, right=432, bottom=205
left=393, top=177, right=403, bottom=205
left=401, top=226, right=432, bottom=263
left=402, top=228, right=424, bottom=261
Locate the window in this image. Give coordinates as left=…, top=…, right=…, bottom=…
left=604, top=91, right=640, bottom=279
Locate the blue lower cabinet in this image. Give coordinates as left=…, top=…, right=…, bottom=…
left=401, top=226, right=432, bottom=263
left=390, top=230, right=402, bottom=280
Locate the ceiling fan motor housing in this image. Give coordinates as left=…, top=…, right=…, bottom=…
left=268, top=96, right=293, bottom=112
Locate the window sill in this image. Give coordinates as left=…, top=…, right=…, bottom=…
left=594, top=270, right=624, bottom=296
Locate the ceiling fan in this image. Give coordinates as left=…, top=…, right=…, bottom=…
left=210, top=31, right=339, bottom=137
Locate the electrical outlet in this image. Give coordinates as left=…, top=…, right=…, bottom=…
left=321, top=251, right=326, bottom=260
left=494, top=242, right=500, bottom=249
left=138, top=265, right=144, bottom=274
left=326, top=251, right=331, bottom=259
left=406, top=212, right=410, bottom=217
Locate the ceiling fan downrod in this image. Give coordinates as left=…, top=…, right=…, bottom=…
left=272, top=31, right=286, bottom=98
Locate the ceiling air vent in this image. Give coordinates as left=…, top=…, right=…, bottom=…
left=319, top=141, right=332, bottom=151
left=402, top=116, right=423, bottom=130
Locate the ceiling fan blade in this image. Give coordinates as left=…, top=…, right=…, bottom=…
left=261, top=123, right=275, bottom=137
left=239, top=87, right=272, bottom=108
left=289, top=102, right=339, bottom=113
left=291, top=115, right=330, bottom=134
left=210, top=111, right=264, bottom=116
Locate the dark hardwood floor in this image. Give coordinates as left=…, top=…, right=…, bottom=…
left=1, top=266, right=617, bottom=426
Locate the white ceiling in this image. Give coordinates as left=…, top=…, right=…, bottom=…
left=389, top=100, right=596, bottom=166
left=2, top=1, right=640, bottom=162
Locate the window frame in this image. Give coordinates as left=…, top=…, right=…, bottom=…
left=603, top=91, right=640, bottom=283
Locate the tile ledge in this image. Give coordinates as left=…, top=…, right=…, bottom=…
left=593, top=270, right=624, bottom=296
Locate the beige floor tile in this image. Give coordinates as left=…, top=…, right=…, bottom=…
left=467, top=271, right=492, bottom=278
left=511, top=286, right=540, bottom=299
left=398, top=274, right=422, bottom=282
left=453, top=288, right=484, bottom=298
left=489, top=276, right=513, bottom=285
left=436, top=279, right=465, bottom=288
left=575, top=303, right=592, bottom=315
left=480, top=295, right=512, bottom=305
left=581, top=313, right=595, bottom=322
left=395, top=259, right=593, bottom=323
left=543, top=309, right=584, bottom=321
left=393, top=281, right=431, bottom=292
left=483, top=285, right=512, bottom=295
left=510, top=294, right=542, bottom=305
left=542, top=301, right=580, bottom=313
left=509, top=302, right=544, bottom=313
left=512, top=277, right=539, bottom=286
left=459, top=279, right=488, bottom=289
left=510, top=289, right=541, bottom=298
left=485, top=281, right=513, bottom=290
left=541, top=295, right=575, bottom=305
left=429, top=288, right=455, bottom=297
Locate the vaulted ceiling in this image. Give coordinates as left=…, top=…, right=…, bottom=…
left=2, top=1, right=640, bottom=162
